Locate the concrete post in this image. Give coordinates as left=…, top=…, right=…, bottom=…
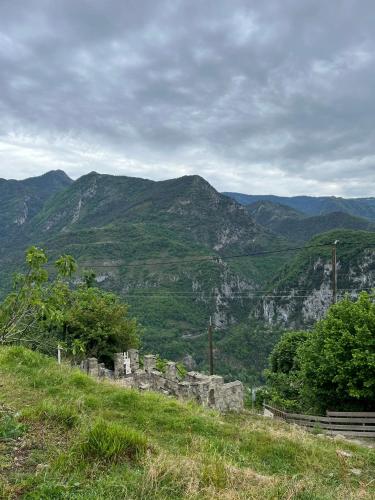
left=88, top=357, right=99, bottom=377
left=128, top=349, right=139, bottom=371
left=165, top=361, right=177, bottom=380
left=144, top=354, right=156, bottom=373
left=114, top=353, right=125, bottom=378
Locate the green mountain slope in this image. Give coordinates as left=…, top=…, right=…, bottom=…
left=0, top=170, right=72, bottom=244
left=247, top=201, right=374, bottom=242
left=1, top=346, right=374, bottom=499
left=259, top=229, right=375, bottom=327
left=2, top=172, right=375, bottom=383
left=225, top=192, right=375, bottom=220
left=0, top=172, right=289, bottom=380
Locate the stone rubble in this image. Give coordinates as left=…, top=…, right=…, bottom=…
left=80, top=349, right=244, bottom=413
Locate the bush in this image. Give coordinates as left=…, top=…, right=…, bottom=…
left=298, top=292, right=375, bottom=412
left=80, top=418, right=148, bottom=463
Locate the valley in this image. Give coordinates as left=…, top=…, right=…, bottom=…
left=1, top=171, right=375, bottom=384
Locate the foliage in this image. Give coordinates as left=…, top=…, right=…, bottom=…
left=263, top=293, right=375, bottom=413
left=298, top=292, right=375, bottom=412
left=59, top=286, right=140, bottom=366
left=0, top=247, right=74, bottom=349
left=262, top=331, right=309, bottom=411
left=0, top=345, right=374, bottom=499
left=0, top=413, right=26, bottom=440
left=0, top=247, right=141, bottom=365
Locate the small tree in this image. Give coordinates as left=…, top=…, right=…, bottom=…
left=0, top=247, right=74, bottom=350
left=298, top=292, right=375, bottom=412
left=263, top=330, right=309, bottom=411
left=59, top=285, right=141, bottom=367
left=0, top=247, right=141, bottom=365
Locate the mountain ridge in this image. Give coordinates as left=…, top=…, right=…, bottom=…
left=224, top=192, right=375, bottom=220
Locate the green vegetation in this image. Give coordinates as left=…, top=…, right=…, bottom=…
left=262, top=293, right=375, bottom=413
left=2, top=171, right=375, bottom=385
left=0, top=247, right=141, bottom=365
left=247, top=200, right=374, bottom=243
left=0, top=346, right=374, bottom=499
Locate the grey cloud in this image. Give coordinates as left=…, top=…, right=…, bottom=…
left=0, top=0, right=375, bottom=196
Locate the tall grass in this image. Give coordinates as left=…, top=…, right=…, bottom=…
left=79, top=418, right=148, bottom=463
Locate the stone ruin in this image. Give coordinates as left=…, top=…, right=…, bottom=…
left=80, top=349, right=244, bottom=412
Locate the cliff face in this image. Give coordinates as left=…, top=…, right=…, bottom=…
left=0, top=170, right=72, bottom=244
left=258, top=231, right=375, bottom=328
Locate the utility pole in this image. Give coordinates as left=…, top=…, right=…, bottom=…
left=208, top=315, right=214, bottom=375
left=332, top=240, right=339, bottom=304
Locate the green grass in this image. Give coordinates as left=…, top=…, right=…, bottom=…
left=0, top=346, right=374, bottom=499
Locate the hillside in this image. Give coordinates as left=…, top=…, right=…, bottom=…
left=0, top=172, right=289, bottom=381
left=1, top=346, right=374, bottom=499
left=225, top=192, right=375, bottom=220
left=259, top=229, right=375, bottom=327
left=2, top=171, right=375, bottom=384
left=0, top=170, right=72, bottom=245
left=247, top=201, right=374, bottom=242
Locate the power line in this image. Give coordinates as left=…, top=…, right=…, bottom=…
left=41, top=240, right=375, bottom=271
left=42, top=242, right=334, bottom=269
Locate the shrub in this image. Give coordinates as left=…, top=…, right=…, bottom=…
left=80, top=418, right=148, bottom=463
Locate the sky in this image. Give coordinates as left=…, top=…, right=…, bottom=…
left=0, top=0, right=375, bottom=197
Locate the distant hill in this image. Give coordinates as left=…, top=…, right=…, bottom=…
left=224, top=192, right=375, bottom=220
left=247, top=200, right=374, bottom=242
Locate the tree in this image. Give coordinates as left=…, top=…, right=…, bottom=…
left=298, top=292, right=375, bottom=412
left=0, top=247, right=74, bottom=349
left=0, top=247, right=141, bottom=365
left=59, top=286, right=141, bottom=366
left=262, top=331, right=309, bottom=411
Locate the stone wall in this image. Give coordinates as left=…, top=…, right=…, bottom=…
left=80, top=350, right=244, bottom=412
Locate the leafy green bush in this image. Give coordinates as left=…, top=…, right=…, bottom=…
left=299, top=292, right=375, bottom=412
left=80, top=418, right=148, bottom=463
left=263, top=292, right=375, bottom=413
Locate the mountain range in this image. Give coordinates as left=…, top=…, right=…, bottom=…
left=1, top=171, right=375, bottom=383
left=224, top=192, right=375, bottom=220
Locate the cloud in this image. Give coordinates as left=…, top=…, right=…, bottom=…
left=0, top=0, right=375, bottom=197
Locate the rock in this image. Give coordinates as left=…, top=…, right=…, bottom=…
left=334, top=434, right=346, bottom=441
left=336, top=450, right=353, bottom=458
left=350, top=468, right=362, bottom=476
left=183, top=354, right=196, bottom=371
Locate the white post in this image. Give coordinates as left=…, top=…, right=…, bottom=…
left=57, top=345, right=61, bottom=364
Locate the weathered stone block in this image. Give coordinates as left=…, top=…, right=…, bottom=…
left=114, top=353, right=125, bottom=378
left=88, top=357, right=99, bottom=377
left=128, top=349, right=139, bottom=371
left=144, top=354, right=157, bottom=373
left=165, top=362, right=177, bottom=381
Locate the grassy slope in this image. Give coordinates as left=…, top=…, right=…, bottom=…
left=1, top=347, right=374, bottom=499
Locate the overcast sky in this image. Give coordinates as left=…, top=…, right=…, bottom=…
left=0, top=0, right=375, bottom=196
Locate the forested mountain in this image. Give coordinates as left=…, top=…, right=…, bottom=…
left=247, top=200, right=374, bottom=242
left=224, top=192, right=375, bottom=220
left=1, top=170, right=375, bottom=383
left=258, top=229, right=375, bottom=327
